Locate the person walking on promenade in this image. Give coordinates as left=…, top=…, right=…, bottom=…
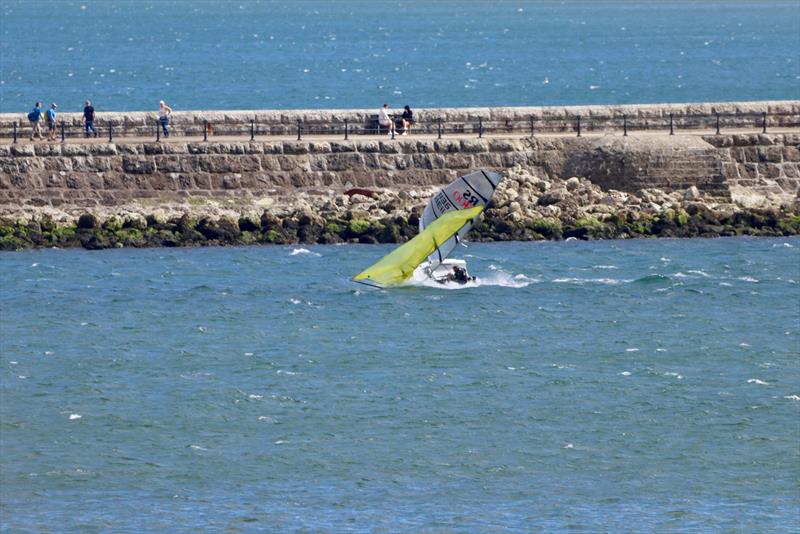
left=27, top=102, right=44, bottom=141
left=83, top=100, right=97, bottom=138
left=401, top=105, right=414, bottom=135
left=378, top=103, right=396, bottom=137
left=46, top=103, right=58, bottom=141
left=158, top=100, right=173, bottom=138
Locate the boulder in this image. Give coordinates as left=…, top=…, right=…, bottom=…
left=684, top=186, right=701, bottom=201
left=77, top=213, right=99, bottom=229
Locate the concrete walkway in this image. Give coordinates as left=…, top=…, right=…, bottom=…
left=3, top=128, right=798, bottom=146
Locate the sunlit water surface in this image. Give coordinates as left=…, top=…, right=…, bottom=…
left=2, top=238, right=799, bottom=531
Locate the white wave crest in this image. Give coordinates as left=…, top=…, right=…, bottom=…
left=406, top=267, right=535, bottom=289
left=784, top=395, right=800, bottom=401
left=553, top=277, right=631, bottom=285
left=747, top=378, right=769, bottom=385
left=478, top=271, right=537, bottom=288
left=290, top=248, right=321, bottom=257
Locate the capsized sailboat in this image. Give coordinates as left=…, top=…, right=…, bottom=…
left=352, top=169, right=504, bottom=288
left=418, top=170, right=503, bottom=282
left=352, top=206, right=484, bottom=288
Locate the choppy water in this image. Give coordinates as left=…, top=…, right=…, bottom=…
left=1, top=1, right=799, bottom=112
left=2, top=237, right=799, bottom=531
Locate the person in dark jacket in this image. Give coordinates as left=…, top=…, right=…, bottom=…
left=83, top=100, right=97, bottom=138
left=401, top=105, right=414, bottom=135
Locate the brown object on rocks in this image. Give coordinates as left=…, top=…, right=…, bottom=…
left=344, top=188, right=376, bottom=198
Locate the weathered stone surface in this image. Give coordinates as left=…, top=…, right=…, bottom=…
left=1, top=102, right=798, bottom=250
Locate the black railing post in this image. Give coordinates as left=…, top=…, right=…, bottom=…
left=715, top=113, right=720, bottom=135
left=669, top=113, right=674, bottom=135
left=762, top=111, right=767, bottom=134
left=530, top=116, right=534, bottom=137
left=108, top=123, right=113, bottom=143
left=437, top=118, right=442, bottom=139
left=156, top=120, right=161, bottom=142
left=623, top=114, right=628, bottom=137
left=391, top=123, right=395, bottom=140
left=576, top=115, right=581, bottom=137
left=478, top=117, right=483, bottom=138
left=250, top=119, right=255, bottom=141
left=203, top=120, right=208, bottom=142
left=297, top=119, right=302, bottom=140
left=344, top=119, right=349, bottom=140
left=60, top=121, right=65, bottom=143
left=12, top=121, right=17, bottom=144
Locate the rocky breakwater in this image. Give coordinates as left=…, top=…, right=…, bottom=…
left=0, top=164, right=797, bottom=251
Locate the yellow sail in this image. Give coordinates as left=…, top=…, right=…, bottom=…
left=352, top=206, right=484, bottom=287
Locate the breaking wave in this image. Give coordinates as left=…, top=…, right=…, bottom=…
left=290, top=248, right=321, bottom=257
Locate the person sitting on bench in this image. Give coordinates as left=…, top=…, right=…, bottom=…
left=378, top=104, right=396, bottom=136
left=401, top=105, right=414, bottom=135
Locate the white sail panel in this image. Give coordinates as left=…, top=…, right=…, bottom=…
left=420, top=170, right=503, bottom=266
left=421, top=170, right=503, bottom=230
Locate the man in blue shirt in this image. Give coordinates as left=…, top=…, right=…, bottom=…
left=46, top=103, right=57, bottom=141
left=27, top=102, right=44, bottom=141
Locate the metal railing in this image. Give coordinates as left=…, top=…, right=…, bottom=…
left=3, top=111, right=797, bottom=144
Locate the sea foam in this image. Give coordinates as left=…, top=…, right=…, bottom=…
left=290, top=248, right=321, bottom=257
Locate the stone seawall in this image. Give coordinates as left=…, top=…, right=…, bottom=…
left=0, top=102, right=799, bottom=250
left=1, top=133, right=798, bottom=210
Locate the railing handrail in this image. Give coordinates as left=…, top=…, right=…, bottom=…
left=2, top=109, right=798, bottom=143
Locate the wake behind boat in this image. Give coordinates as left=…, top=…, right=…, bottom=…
left=352, top=170, right=503, bottom=288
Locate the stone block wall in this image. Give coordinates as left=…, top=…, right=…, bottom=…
left=1, top=132, right=798, bottom=213
left=706, top=133, right=800, bottom=203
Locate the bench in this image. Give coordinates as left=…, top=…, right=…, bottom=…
left=367, top=114, right=405, bottom=134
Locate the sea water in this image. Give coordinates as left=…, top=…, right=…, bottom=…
left=1, top=237, right=799, bottom=531
left=1, top=1, right=799, bottom=112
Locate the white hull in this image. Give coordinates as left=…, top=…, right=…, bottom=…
left=420, top=258, right=472, bottom=283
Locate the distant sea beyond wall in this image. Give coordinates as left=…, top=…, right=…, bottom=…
left=0, top=101, right=798, bottom=249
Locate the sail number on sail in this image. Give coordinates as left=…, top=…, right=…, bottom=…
left=452, top=189, right=480, bottom=209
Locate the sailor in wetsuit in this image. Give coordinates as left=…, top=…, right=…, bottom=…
left=441, top=265, right=473, bottom=284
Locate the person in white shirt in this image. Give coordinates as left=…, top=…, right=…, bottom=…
left=378, top=104, right=396, bottom=136
left=158, top=100, right=173, bottom=138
